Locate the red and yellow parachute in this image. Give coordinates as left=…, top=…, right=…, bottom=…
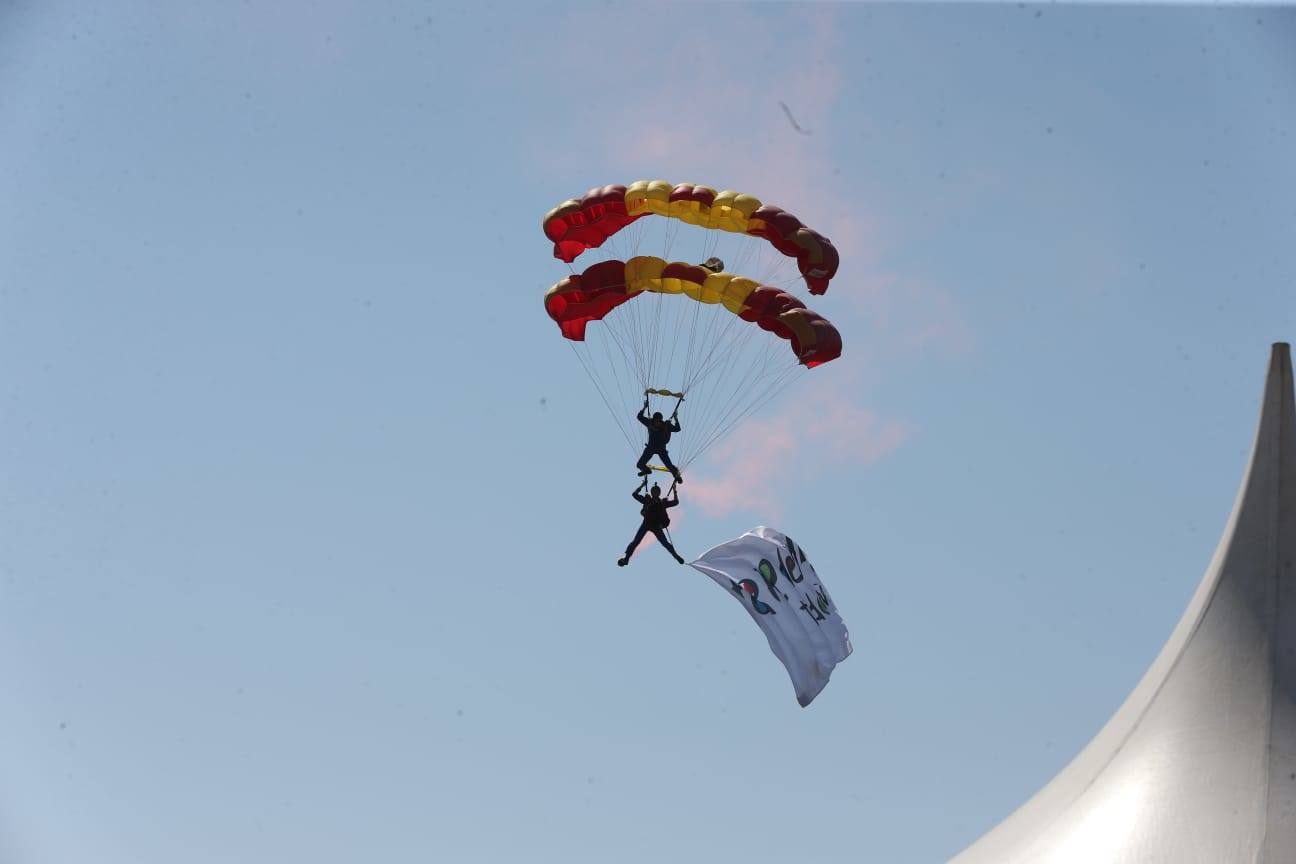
left=541, top=180, right=843, bottom=468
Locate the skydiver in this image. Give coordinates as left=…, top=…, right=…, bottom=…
left=636, top=392, right=683, bottom=484
left=617, top=479, right=684, bottom=566
left=701, top=256, right=725, bottom=273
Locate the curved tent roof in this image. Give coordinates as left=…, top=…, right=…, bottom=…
left=953, top=343, right=1295, bottom=864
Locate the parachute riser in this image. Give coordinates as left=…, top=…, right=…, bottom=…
left=644, top=387, right=685, bottom=418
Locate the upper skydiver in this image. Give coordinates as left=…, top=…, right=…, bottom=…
left=636, top=391, right=682, bottom=485
left=617, top=479, right=684, bottom=566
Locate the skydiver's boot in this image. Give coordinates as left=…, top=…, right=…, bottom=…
left=638, top=468, right=652, bottom=476
left=673, top=471, right=683, bottom=485
left=617, top=556, right=629, bottom=567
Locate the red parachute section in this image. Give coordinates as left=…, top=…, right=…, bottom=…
left=746, top=205, right=840, bottom=296
left=542, top=186, right=641, bottom=264
left=541, top=260, right=634, bottom=341
left=737, top=287, right=842, bottom=369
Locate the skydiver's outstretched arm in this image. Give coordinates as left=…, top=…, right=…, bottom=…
left=669, top=415, right=681, bottom=432
left=632, top=478, right=648, bottom=502
left=665, top=487, right=680, bottom=507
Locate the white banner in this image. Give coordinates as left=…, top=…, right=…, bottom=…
left=690, top=526, right=852, bottom=706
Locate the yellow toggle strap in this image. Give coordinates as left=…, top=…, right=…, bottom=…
left=646, top=464, right=676, bottom=473
left=645, top=388, right=685, bottom=398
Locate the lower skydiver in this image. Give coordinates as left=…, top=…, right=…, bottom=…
left=618, top=479, right=684, bottom=566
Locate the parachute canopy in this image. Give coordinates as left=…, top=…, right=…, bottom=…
left=542, top=180, right=840, bottom=295
left=545, top=257, right=841, bottom=368
left=690, top=526, right=852, bottom=707
left=540, top=178, right=843, bottom=470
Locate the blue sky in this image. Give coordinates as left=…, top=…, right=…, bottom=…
left=2, top=2, right=1294, bottom=862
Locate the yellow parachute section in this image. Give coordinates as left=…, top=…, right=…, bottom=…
left=623, top=256, right=760, bottom=314
left=622, top=181, right=764, bottom=233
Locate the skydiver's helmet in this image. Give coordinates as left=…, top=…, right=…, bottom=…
left=650, top=484, right=661, bottom=497
left=701, top=257, right=724, bottom=273
left=652, top=412, right=663, bottom=421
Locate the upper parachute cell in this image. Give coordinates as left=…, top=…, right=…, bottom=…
left=541, top=180, right=840, bottom=295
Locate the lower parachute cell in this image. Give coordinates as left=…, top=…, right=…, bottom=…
left=544, top=257, right=841, bottom=367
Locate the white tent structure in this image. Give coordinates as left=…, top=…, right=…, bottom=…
left=953, top=343, right=1295, bottom=863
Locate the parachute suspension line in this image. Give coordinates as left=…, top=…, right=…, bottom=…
left=701, top=226, right=721, bottom=269
left=693, top=306, right=763, bottom=390
left=689, top=362, right=798, bottom=468
left=671, top=301, right=757, bottom=461
left=598, top=316, right=639, bottom=425
left=647, top=218, right=685, bottom=390
left=681, top=298, right=754, bottom=393
left=730, top=233, right=760, bottom=279
left=752, top=237, right=783, bottom=288
left=652, top=285, right=681, bottom=396
left=627, top=292, right=651, bottom=386
left=568, top=341, right=636, bottom=452
left=715, top=363, right=804, bottom=449
left=680, top=284, right=706, bottom=388
left=605, top=224, right=626, bottom=265
left=678, top=321, right=771, bottom=460
left=624, top=299, right=653, bottom=389
left=601, top=299, right=644, bottom=390
left=679, top=272, right=712, bottom=392
left=691, top=336, right=788, bottom=457
left=676, top=314, right=749, bottom=457
left=646, top=287, right=664, bottom=398
left=624, top=282, right=658, bottom=391
left=664, top=287, right=686, bottom=388
left=641, top=212, right=665, bottom=394
left=682, top=309, right=800, bottom=465
left=561, top=258, right=641, bottom=435
left=684, top=364, right=804, bottom=469
left=681, top=315, right=750, bottom=444
left=659, top=213, right=681, bottom=268
left=615, top=220, right=654, bottom=389
left=680, top=291, right=736, bottom=390
left=679, top=268, right=710, bottom=383
left=599, top=323, right=645, bottom=438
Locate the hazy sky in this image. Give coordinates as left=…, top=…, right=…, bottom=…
left=2, top=2, right=1294, bottom=862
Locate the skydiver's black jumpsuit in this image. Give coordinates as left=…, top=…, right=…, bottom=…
left=623, top=489, right=683, bottom=564
left=636, top=408, right=682, bottom=482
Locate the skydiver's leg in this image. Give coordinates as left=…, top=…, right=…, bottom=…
left=657, top=448, right=682, bottom=484
left=652, top=528, right=685, bottom=564
left=618, top=522, right=650, bottom=566
left=636, top=447, right=653, bottom=476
